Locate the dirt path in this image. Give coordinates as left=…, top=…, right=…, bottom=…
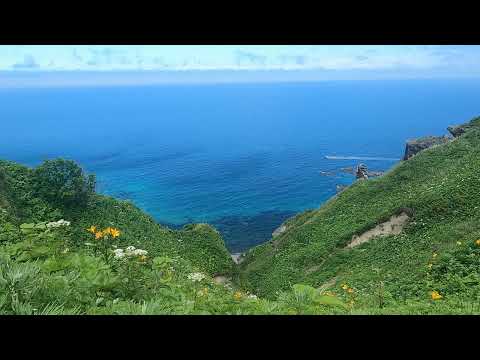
left=346, top=212, right=410, bottom=249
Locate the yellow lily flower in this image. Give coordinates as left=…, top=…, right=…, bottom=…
left=431, top=291, right=443, bottom=300
left=110, top=228, right=121, bottom=238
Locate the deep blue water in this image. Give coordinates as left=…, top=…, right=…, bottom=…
left=1, top=80, right=479, bottom=252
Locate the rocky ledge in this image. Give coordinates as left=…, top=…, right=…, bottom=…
left=338, top=165, right=384, bottom=179
left=403, top=136, right=450, bottom=160
left=448, top=116, right=480, bottom=138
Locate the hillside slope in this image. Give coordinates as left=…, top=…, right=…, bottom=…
left=0, top=159, right=352, bottom=315
left=240, top=117, right=480, bottom=312
left=0, top=160, right=233, bottom=276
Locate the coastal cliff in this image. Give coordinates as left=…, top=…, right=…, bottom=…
left=239, top=116, right=480, bottom=315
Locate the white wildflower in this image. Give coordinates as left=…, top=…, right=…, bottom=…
left=187, top=272, right=206, bottom=282
left=113, top=249, right=126, bottom=259
left=46, top=219, right=71, bottom=228
left=133, top=249, right=148, bottom=256
left=117, top=246, right=148, bottom=258
left=247, top=294, right=258, bottom=300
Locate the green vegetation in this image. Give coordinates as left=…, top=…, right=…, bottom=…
left=0, top=159, right=348, bottom=314
left=240, top=116, right=480, bottom=314
left=33, top=159, right=96, bottom=208
left=1, top=116, right=480, bottom=315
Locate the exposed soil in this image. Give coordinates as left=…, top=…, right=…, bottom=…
left=346, top=212, right=410, bottom=249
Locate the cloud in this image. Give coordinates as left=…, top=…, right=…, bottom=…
left=12, top=54, right=39, bottom=69
left=278, top=54, right=309, bottom=66
left=118, top=56, right=132, bottom=65
left=3, top=45, right=480, bottom=76
left=355, top=55, right=369, bottom=62
left=72, top=49, right=83, bottom=62
left=153, top=57, right=165, bottom=65
left=235, top=50, right=268, bottom=67
left=86, top=47, right=130, bottom=67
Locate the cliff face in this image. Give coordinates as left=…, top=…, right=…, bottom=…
left=403, top=136, right=450, bottom=160
left=448, top=116, right=480, bottom=137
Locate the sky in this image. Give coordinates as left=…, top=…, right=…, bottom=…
left=1, top=45, right=479, bottom=87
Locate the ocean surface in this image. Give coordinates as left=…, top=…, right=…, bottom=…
left=1, top=79, right=479, bottom=252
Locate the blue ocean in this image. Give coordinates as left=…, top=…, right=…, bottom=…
left=1, top=79, right=479, bottom=252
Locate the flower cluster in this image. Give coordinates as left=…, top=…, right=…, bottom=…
left=46, top=219, right=71, bottom=228
left=87, top=226, right=121, bottom=240
left=341, top=284, right=354, bottom=294
left=187, top=272, right=206, bottom=282
left=427, top=250, right=441, bottom=271
left=341, top=283, right=355, bottom=307
left=476, top=239, right=480, bottom=246
left=113, top=246, right=148, bottom=260
left=233, top=291, right=243, bottom=300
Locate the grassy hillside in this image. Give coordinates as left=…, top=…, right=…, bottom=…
left=240, top=116, right=480, bottom=313
left=0, top=159, right=349, bottom=315
left=0, top=160, right=233, bottom=276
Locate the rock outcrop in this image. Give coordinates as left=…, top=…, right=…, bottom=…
left=448, top=117, right=480, bottom=138
left=403, top=136, right=450, bottom=160
left=272, top=224, right=287, bottom=237
left=356, top=164, right=369, bottom=180
left=447, top=125, right=468, bottom=138
left=367, top=170, right=384, bottom=177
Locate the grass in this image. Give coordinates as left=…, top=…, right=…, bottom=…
left=240, top=118, right=480, bottom=313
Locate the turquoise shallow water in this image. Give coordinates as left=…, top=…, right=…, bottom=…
left=1, top=79, right=479, bottom=251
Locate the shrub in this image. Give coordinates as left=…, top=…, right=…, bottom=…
left=33, top=159, right=95, bottom=208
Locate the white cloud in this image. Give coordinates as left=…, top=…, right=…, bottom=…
left=11, top=54, right=39, bottom=69
left=1, top=45, right=480, bottom=81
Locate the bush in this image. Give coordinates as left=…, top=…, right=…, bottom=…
left=33, top=159, right=95, bottom=208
